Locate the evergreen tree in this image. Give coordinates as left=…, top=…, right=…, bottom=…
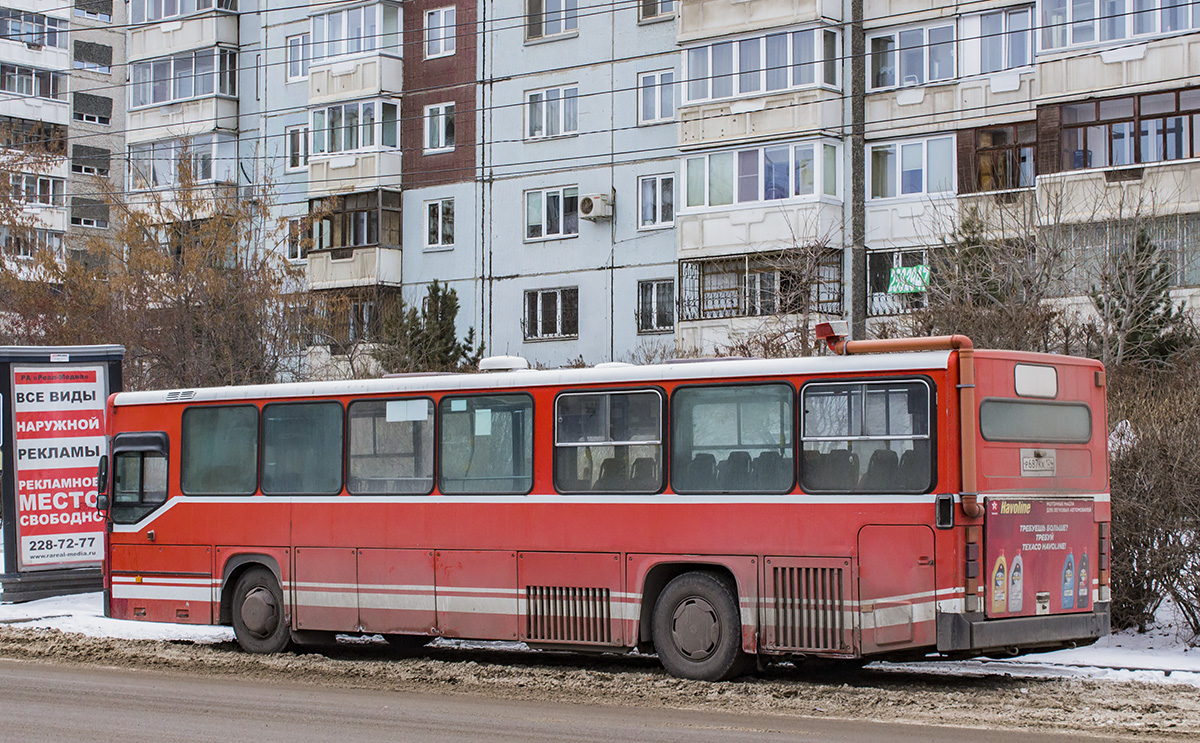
left=373, top=280, right=484, bottom=373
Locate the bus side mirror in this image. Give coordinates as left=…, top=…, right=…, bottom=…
left=96, top=455, right=110, bottom=513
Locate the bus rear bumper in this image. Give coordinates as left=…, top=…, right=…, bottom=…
left=936, top=602, right=1111, bottom=654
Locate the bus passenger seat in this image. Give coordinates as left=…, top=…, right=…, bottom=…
left=690, top=453, right=716, bottom=490
left=594, top=458, right=628, bottom=491
left=899, top=441, right=931, bottom=491
left=801, top=449, right=825, bottom=490
left=823, top=449, right=856, bottom=490
left=719, top=451, right=752, bottom=490
left=752, top=451, right=790, bottom=490
left=629, top=457, right=659, bottom=490
left=859, top=449, right=900, bottom=491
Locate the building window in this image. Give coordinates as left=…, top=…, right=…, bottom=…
left=525, top=186, right=579, bottom=240
left=425, top=7, right=456, bottom=58
left=0, top=10, right=68, bottom=48
left=426, top=198, right=454, bottom=249
left=71, top=146, right=110, bottom=176
left=638, top=70, right=675, bottom=124
left=130, top=0, right=235, bottom=24
left=686, top=28, right=839, bottom=103
left=287, top=33, right=310, bottom=80
left=525, top=287, right=579, bottom=339
left=70, top=198, right=110, bottom=229
left=868, top=249, right=928, bottom=317
left=4, top=229, right=63, bottom=259
left=869, top=136, right=955, bottom=198
left=311, top=3, right=400, bottom=62
left=1041, top=0, right=1198, bottom=50
left=287, top=218, right=308, bottom=261
left=0, top=64, right=66, bottom=102
left=424, top=103, right=455, bottom=152
left=311, top=99, right=398, bottom=154
left=963, top=123, right=1036, bottom=192
left=637, top=279, right=674, bottom=332
left=639, top=0, right=674, bottom=21
left=313, top=201, right=384, bottom=251
left=75, top=6, right=112, bottom=22
left=74, top=111, right=110, bottom=125
left=526, top=86, right=578, bottom=139
left=526, top=0, right=577, bottom=40
left=1057, top=88, right=1200, bottom=170
left=129, top=134, right=233, bottom=190
left=678, top=251, right=844, bottom=321
left=9, top=174, right=64, bottom=206
left=684, top=140, right=839, bottom=208
left=638, top=174, right=674, bottom=228
left=130, top=48, right=237, bottom=108
left=869, top=23, right=955, bottom=89
left=979, top=7, right=1032, bottom=73
left=286, top=125, right=309, bottom=170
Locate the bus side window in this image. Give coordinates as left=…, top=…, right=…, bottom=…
left=439, top=394, right=533, bottom=495
left=554, top=390, right=663, bottom=494
left=800, top=380, right=933, bottom=494
left=670, top=384, right=795, bottom=494
left=181, top=405, right=259, bottom=495
left=261, top=402, right=344, bottom=495
left=110, top=432, right=170, bottom=525
left=347, top=398, right=435, bottom=495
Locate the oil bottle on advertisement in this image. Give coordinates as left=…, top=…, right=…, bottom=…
left=1008, top=553, right=1024, bottom=613
left=1062, top=552, right=1076, bottom=610
left=991, top=552, right=1007, bottom=614
left=1077, top=552, right=1090, bottom=609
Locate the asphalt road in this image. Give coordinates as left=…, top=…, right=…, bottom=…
left=0, top=658, right=1129, bottom=743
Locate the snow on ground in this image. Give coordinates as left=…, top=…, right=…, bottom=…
left=3, top=527, right=1197, bottom=684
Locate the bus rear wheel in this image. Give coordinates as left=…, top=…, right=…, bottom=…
left=652, top=571, right=749, bottom=681
left=231, top=567, right=290, bottom=654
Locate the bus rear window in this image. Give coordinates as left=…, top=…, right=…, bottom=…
left=979, top=400, right=1091, bottom=443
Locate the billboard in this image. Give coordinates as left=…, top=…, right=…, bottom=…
left=11, top=364, right=109, bottom=569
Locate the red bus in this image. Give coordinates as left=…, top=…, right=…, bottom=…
left=96, top=333, right=1111, bottom=681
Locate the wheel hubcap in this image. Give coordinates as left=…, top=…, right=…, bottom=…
left=671, top=597, right=720, bottom=660
left=241, top=586, right=278, bottom=637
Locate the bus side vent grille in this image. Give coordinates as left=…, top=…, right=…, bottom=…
left=772, top=565, right=846, bottom=652
left=165, top=390, right=196, bottom=401
left=525, top=586, right=612, bottom=644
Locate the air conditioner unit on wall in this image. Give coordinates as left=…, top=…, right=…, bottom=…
left=579, top=193, right=612, bottom=221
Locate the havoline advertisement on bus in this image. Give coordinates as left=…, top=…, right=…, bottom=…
left=10, top=364, right=109, bottom=570
left=984, top=497, right=1096, bottom=619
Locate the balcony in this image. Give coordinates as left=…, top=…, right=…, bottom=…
left=680, top=88, right=842, bottom=150
left=128, top=12, right=238, bottom=62
left=1038, top=32, right=1200, bottom=101
left=1036, top=159, right=1200, bottom=225
left=307, top=246, right=402, bottom=290
left=309, top=55, right=403, bottom=106
left=678, top=200, right=843, bottom=260
left=678, top=0, right=838, bottom=43
left=126, top=97, right=238, bottom=144
left=308, top=149, right=403, bottom=196
left=865, top=71, right=1036, bottom=139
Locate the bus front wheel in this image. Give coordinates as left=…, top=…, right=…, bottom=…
left=651, top=571, right=749, bottom=681
left=231, top=567, right=290, bottom=654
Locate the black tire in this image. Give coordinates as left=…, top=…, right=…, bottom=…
left=652, top=571, right=749, bottom=681
left=231, top=567, right=291, bottom=654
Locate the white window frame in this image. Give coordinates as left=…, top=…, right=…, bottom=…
left=424, top=102, right=455, bottom=153
left=868, top=23, right=957, bottom=91
left=285, top=124, right=309, bottom=171
left=1, top=10, right=68, bottom=48
left=4, top=228, right=63, bottom=260
left=74, top=111, right=111, bottom=125
left=638, top=174, right=675, bottom=229
left=683, top=140, right=841, bottom=210
left=977, top=7, right=1033, bottom=74
left=638, top=70, right=675, bottom=125
left=425, top=198, right=455, bottom=249
left=868, top=136, right=956, bottom=199
left=75, top=7, right=112, bottom=22
left=685, top=27, right=840, bottom=104
left=425, top=7, right=456, bottom=58
left=74, top=60, right=111, bottom=74
left=524, top=185, right=579, bottom=241
left=286, top=218, right=308, bottom=261
left=287, top=33, right=310, bottom=80
left=129, top=48, right=237, bottom=109
left=525, top=0, right=578, bottom=41
left=70, top=215, right=109, bottom=229
left=526, top=85, right=579, bottom=139
left=11, top=174, right=65, bottom=207
left=639, top=0, right=674, bottom=22
left=637, top=279, right=675, bottom=333
left=0, top=64, right=66, bottom=102
left=310, top=99, right=398, bottom=155
left=1038, top=0, right=1197, bottom=51
left=524, top=287, right=579, bottom=339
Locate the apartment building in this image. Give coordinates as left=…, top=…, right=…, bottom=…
left=0, top=2, right=72, bottom=270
